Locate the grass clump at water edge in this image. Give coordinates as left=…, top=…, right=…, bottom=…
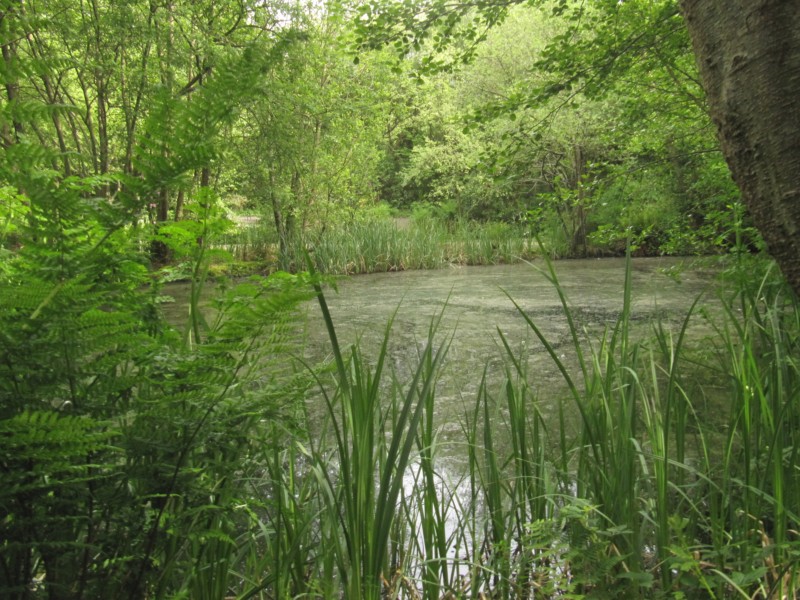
left=230, top=254, right=799, bottom=599
left=15, top=250, right=794, bottom=598
left=215, top=218, right=537, bottom=275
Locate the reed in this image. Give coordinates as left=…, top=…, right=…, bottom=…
left=217, top=216, right=537, bottom=274
left=501, top=253, right=800, bottom=597
left=217, top=219, right=277, bottom=263
left=223, top=253, right=799, bottom=598
left=698, top=261, right=800, bottom=597
left=288, top=218, right=535, bottom=274
left=304, top=260, right=450, bottom=599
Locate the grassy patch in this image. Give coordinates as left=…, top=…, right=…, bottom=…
left=216, top=217, right=537, bottom=275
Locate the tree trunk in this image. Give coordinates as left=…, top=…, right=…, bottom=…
left=571, top=144, right=587, bottom=257
left=89, top=0, right=110, bottom=178
left=122, top=4, right=155, bottom=176
left=680, top=0, right=800, bottom=295
left=1, top=39, right=24, bottom=145
left=174, top=188, right=185, bottom=221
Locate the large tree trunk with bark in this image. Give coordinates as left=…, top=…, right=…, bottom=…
left=680, top=0, right=800, bottom=296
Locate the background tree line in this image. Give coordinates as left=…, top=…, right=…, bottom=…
left=2, top=0, right=762, bottom=268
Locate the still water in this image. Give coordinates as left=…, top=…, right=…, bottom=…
left=163, top=257, right=718, bottom=452
left=300, top=258, right=717, bottom=444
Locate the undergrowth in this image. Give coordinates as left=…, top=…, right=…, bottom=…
left=2, top=35, right=798, bottom=597
left=4, top=167, right=799, bottom=599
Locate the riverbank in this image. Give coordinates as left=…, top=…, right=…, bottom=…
left=209, top=216, right=718, bottom=278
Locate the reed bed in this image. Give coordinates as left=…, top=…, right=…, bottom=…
left=304, top=220, right=535, bottom=274
left=194, top=255, right=799, bottom=598
left=217, top=218, right=279, bottom=263
left=217, top=218, right=536, bottom=274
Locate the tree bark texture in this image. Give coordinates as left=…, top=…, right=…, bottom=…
left=680, top=0, right=800, bottom=295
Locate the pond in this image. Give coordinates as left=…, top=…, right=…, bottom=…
left=163, top=258, right=718, bottom=433
left=160, top=259, right=786, bottom=594
left=299, top=257, right=718, bottom=449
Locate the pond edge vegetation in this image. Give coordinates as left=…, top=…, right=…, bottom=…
left=1, top=1, right=798, bottom=593
left=3, top=190, right=799, bottom=597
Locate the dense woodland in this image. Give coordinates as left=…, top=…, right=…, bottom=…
left=1, top=0, right=799, bottom=598
left=0, top=0, right=758, bottom=266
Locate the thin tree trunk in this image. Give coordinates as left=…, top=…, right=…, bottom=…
left=96, top=78, right=109, bottom=175
left=89, top=0, right=109, bottom=178
left=76, top=71, right=100, bottom=175
left=269, top=170, right=295, bottom=270
left=174, top=188, right=184, bottom=221
left=571, top=144, right=587, bottom=257
left=23, top=27, right=76, bottom=175
left=150, top=0, right=175, bottom=263
left=36, top=74, right=72, bottom=175
left=1, top=40, right=24, bottom=145
left=122, top=4, right=155, bottom=176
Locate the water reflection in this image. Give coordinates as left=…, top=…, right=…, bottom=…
left=301, top=258, right=717, bottom=454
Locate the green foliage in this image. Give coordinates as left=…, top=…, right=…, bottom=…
left=353, top=0, right=511, bottom=74
left=309, top=268, right=448, bottom=600
left=2, top=1, right=797, bottom=597
left=359, top=0, right=753, bottom=259
left=0, top=18, right=316, bottom=597
left=495, top=252, right=800, bottom=598
left=0, top=190, right=313, bottom=597
left=223, top=4, right=399, bottom=269
left=0, top=411, right=117, bottom=598
left=0, top=185, right=28, bottom=254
